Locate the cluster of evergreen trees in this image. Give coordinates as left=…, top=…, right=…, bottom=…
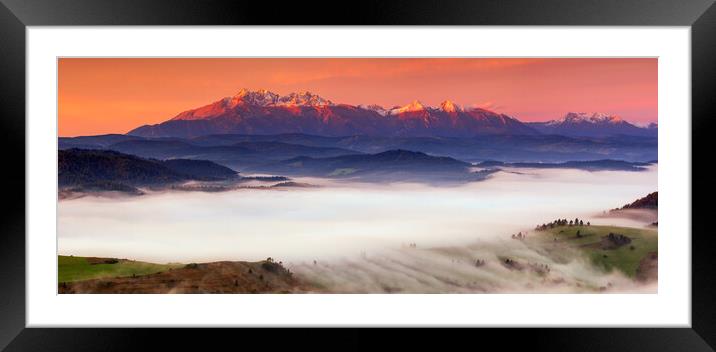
left=535, top=217, right=590, bottom=231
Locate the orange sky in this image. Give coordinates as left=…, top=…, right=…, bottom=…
left=58, top=58, right=657, bottom=137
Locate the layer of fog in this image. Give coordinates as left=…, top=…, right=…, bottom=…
left=292, top=241, right=656, bottom=293
left=596, top=209, right=658, bottom=227
left=58, top=166, right=657, bottom=292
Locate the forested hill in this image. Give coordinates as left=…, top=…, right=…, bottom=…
left=618, top=192, right=658, bottom=210
left=59, top=149, right=237, bottom=190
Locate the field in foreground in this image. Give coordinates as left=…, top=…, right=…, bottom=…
left=59, top=257, right=307, bottom=293
left=59, top=224, right=656, bottom=294
left=58, top=255, right=183, bottom=283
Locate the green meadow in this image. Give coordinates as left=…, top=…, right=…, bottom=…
left=530, top=225, right=657, bottom=278
left=58, top=255, right=181, bottom=283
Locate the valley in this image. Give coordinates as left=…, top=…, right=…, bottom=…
left=57, top=89, right=659, bottom=294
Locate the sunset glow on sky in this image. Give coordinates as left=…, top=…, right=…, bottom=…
left=58, top=58, right=657, bottom=137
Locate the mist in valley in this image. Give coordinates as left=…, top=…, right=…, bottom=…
left=58, top=166, right=657, bottom=293
left=292, top=239, right=656, bottom=293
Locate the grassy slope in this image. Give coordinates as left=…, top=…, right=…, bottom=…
left=58, top=255, right=182, bottom=283
left=530, top=225, right=657, bottom=277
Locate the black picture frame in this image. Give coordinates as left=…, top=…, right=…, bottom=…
left=1, top=0, right=714, bottom=350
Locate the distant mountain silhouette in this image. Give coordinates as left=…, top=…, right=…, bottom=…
left=528, top=112, right=657, bottom=138
left=58, top=134, right=144, bottom=149
left=477, top=159, right=654, bottom=172
left=60, top=132, right=657, bottom=166
left=247, top=149, right=490, bottom=183
left=60, top=137, right=362, bottom=171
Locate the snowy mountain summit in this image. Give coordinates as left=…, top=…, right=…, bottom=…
left=530, top=112, right=656, bottom=138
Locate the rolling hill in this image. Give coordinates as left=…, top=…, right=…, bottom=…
left=618, top=192, right=658, bottom=210
left=59, top=149, right=238, bottom=194
left=61, top=132, right=658, bottom=166
left=247, top=149, right=492, bottom=182
left=60, top=136, right=362, bottom=171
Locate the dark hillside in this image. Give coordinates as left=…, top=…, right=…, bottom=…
left=59, top=149, right=238, bottom=193
left=619, top=192, right=658, bottom=210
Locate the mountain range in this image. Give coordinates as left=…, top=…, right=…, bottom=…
left=527, top=112, right=657, bottom=138
left=128, top=89, right=656, bottom=139
left=58, top=89, right=657, bottom=192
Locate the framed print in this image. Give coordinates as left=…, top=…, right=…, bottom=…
left=1, top=0, right=715, bottom=350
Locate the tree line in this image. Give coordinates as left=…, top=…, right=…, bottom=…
left=535, top=217, right=590, bottom=231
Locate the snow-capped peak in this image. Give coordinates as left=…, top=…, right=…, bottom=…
left=551, top=112, right=627, bottom=125
left=440, top=100, right=461, bottom=113
left=392, top=100, right=427, bottom=114
left=358, top=104, right=389, bottom=116
left=230, top=88, right=280, bottom=106
left=229, top=89, right=333, bottom=107
left=278, top=91, right=333, bottom=107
